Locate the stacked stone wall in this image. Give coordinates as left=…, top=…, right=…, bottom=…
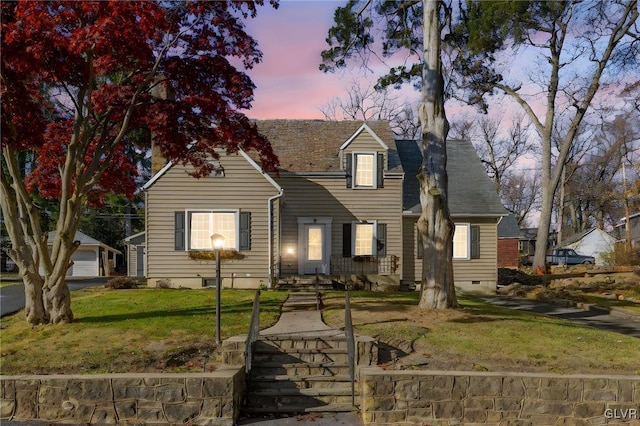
left=360, top=368, right=640, bottom=425
left=0, top=368, right=244, bottom=426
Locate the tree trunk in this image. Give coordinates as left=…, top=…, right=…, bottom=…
left=44, top=275, right=74, bottom=324
left=417, top=0, right=457, bottom=309
left=22, top=271, right=47, bottom=324
left=533, top=188, right=554, bottom=270
left=2, top=146, right=76, bottom=325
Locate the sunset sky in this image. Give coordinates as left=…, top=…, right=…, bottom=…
left=241, top=1, right=423, bottom=120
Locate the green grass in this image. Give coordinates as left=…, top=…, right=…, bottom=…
left=322, top=291, right=640, bottom=375
left=2, top=288, right=638, bottom=376
left=0, top=287, right=287, bottom=374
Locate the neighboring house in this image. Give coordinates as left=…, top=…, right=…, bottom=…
left=142, top=120, right=507, bottom=294
left=519, top=228, right=558, bottom=256
left=44, top=231, right=121, bottom=277
left=497, top=214, right=521, bottom=269
left=124, top=231, right=146, bottom=277
left=559, top=227, right=617, bottom=266
left=615, top=211, right=640, bottom=249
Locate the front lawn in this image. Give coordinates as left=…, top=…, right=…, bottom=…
left=1, top=287, right=638, bottom=376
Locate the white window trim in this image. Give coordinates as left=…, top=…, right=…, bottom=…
left=186, top=209, right=240, bottom=251
left=352, top=152, right=378, bottom=189
left=453, top=223, right=471, bottom=260
left=352, top=220, right=377, bottom=256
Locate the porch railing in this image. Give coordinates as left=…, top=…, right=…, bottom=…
left=245, top=289, right=261, bottom=374
left=330, top=255, right=398, bottom=276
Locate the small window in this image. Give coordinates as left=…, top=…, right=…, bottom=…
left=453, top=224, right=470, bottom=259
left=355, top=154, right=374, bottom=187
left=346, top=153, right=384, bottom=189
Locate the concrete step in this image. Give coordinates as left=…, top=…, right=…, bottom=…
left=257, top=336, right=348, bottom=350
left=248, top=374, right=353, bottom=391
left=276, top=282, right=336, bottom=292
left=245, top=387, right=357, bottom=410
left=250, top=362, right=351, bottom=377
left=242, top=403, right=357, bottom=415
left=252, top=349, right=350, bottom=365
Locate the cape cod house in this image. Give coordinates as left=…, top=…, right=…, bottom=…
left=140, top=120, right=507, bottom=294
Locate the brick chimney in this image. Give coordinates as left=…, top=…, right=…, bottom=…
left=150, top=76, right=173, bottom=175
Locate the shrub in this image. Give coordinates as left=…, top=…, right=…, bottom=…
left=105, top=276, right=140, bottom=289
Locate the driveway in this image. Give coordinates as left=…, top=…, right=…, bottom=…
left=479, top=295, right=640, bottom=338
left=0, top=277, right=108, bottom=317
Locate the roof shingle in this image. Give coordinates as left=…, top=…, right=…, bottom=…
left=256, top=120, right=399, bottom=173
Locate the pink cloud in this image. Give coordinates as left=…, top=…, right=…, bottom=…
left=242, top=1, right=354, bottom=119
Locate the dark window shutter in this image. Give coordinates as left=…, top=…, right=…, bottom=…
left=471, top=225, right=480, bottom=259
left=376, top=223, right=387, bottom=257
left=174, top=211, right=185, bottom=250
left=240, top=212, right=251, bottom=250
left=342, top=223, right=352, bottom=257
left=377, top=153, right=384, bottom=188
left=417, top=228, right=423, bottom=259
left=346, top=153, right=353, bottom=188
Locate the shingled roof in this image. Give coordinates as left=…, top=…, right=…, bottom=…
left=255, top=120, right=402, bottom=173
left=396, top=139, right=507, bottom=217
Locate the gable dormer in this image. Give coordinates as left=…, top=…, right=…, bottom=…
left=340, top=123, right=389, bottom=189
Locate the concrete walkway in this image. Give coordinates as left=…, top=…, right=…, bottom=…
left=238, top=291, right=364, bottom=426
left=260, top=292, right=344, bottom=337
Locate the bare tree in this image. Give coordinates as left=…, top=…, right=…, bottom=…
left=472, top=115, right=534, bottom=194
left=561, top=113, right=640, bottom=237
left=320, top=81, right=420, bottom=138
left=450, top=114, right=537, bottom=225
left=452, top=0, right=639, bottom=270
left=500, top=171, right=540, bottom=228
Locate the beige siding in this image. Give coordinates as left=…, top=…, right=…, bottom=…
left=145, top=154, right=280, bottom=289
left=341, top=130, right=388, bottom=170
left=277, top=174, right=403, bottom=278
left=402, top=216, right=499, bottom=294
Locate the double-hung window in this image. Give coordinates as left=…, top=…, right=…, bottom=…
left=189, top=212, right=237, bottom=250
left=354, top=222, right=375, bottom=255
left=354, top=154, right=374, bottom=187
left=342, top=221, right=387, bottom=257
left=346, top=152, right=384, bottom=189
left=452, top=223, right=470, bottom=260
left=175, top=210, right=251, bottom=251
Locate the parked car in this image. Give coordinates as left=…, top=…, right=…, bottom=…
left=522, top=248, right=595, bottom=266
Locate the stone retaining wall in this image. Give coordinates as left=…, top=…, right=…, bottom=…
left=360, top=367, right=640, bottom=425
left=0, top=367, right=245, bottom=426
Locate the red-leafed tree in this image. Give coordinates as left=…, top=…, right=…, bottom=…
left=1, top=1, right=279, bottom=325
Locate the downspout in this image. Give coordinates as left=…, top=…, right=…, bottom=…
left=268, top=190, right=284, bottom=289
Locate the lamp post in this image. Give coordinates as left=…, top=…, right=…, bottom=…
left=211, top=234, right=225, bottom=344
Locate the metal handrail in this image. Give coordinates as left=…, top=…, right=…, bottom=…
left=344, top=289, right=356, bottom=407
left=245, top=289, right=261, bottom=374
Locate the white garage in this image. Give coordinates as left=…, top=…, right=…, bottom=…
left=46, top=231, right=122, bottom=277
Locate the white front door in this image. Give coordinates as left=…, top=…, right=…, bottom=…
left=297, top=217, right=332, bottom=275
left=303, top=224, right=325, bottom=274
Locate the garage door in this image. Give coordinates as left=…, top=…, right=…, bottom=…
left=71, top=249, right=97, bottom=276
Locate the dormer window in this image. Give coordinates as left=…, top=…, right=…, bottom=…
left=355, top=153, right=374, bottom=187
left=346, top=152, right=384, bottom=189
